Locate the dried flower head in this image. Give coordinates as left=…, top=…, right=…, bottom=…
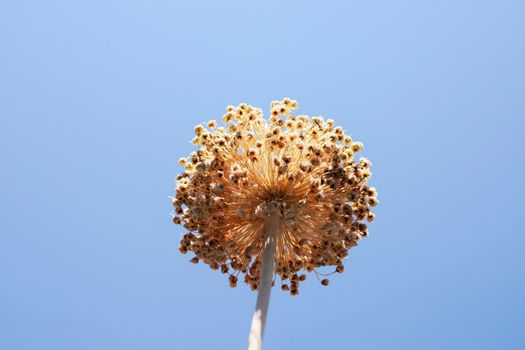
left=172, top=98, right=377, bottom=294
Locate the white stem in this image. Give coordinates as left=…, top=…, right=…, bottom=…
left=247, top=214, right=280, bottom=350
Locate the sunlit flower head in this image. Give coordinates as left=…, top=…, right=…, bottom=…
left=172, top=98, right=378, bottom=294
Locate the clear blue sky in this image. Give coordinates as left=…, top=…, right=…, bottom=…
left=1, top=1, right=524, bottom=349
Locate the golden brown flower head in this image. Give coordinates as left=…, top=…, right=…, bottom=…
left=172, top=99, right=378, bottom=294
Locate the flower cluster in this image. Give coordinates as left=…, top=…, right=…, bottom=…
left=172, top=98, right=378, bottom=295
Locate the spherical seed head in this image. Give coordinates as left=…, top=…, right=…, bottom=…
left=172, top=99, right=378, bottom=294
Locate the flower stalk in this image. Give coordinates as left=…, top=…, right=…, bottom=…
left=247, top=214, right=280, bottom=350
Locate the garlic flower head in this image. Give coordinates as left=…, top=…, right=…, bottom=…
left=173, top=98, right=378, bottom=295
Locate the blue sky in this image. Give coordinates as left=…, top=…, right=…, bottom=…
left=1, top=1, right=524, bottom=349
